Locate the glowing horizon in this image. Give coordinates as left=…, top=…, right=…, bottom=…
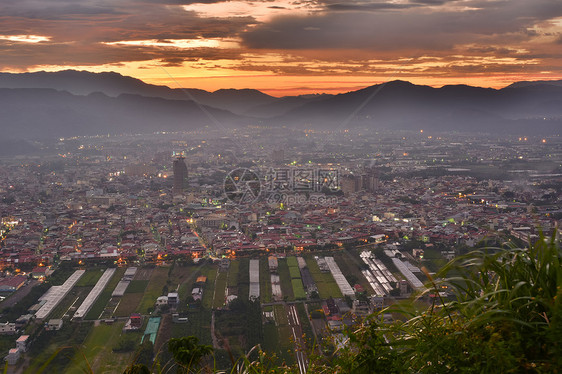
left=0, top=1, right=561, bottom=96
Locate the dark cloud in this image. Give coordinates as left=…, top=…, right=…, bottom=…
left=0, top=0, right=255, bottom=68
left=0, top=0, right=256, bottom=42
left=242, top=0, right=562, bottom=52
left=0, top=1, right=124, bottom=20
left=0, top=0, right=560, bottom=84
left=0, top=39, right=242, bottom=69
left=409, top=0, right=456, bottom=5
left=326, top=3, right=420, bottom=11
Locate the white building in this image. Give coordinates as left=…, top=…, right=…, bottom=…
left=6, top=348, right=20, bottom=365
left=16, top=335, right=29, bottom=352
left=0, top=322, right=16, bottom=335
left=46, top=319, right=63, bottom=331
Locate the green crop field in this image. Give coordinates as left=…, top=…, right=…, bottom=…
left=271, top=304, right=295, bottom=365
left=335, top=251, right=372, bottom=293
left=237, top=259, right=249, bottom=300
left=288, top=265, right=301, bottom=279
left=75, top=269, right=104, bottom=287
left=169, top=263, right=200, bottom=297
left=277, top=258, right=295, bottom=301
left=262, top=322, right=294, bottom=366
left=202, top=267, right=217, bottom=309
left=24, top=322, right=93, bottom=374
left=125, top=279, right=149, bottom=294
left=213, top=270, right=227, bottom=308
left=274, top=304, right=288, bottom=325
left=305, top=256, right=343, bottom=299
left=114, top=293, right=144, bottom=317
left=227, top=260, right=239, bottom=287
left=84, top=267, right=125, bottom=320
left=170, top=308, right=212, bottom=346
left=66, top=322, right=137, bottom=374
left=291, top=278, right=306, bottom=300
left=50, top=286, right=92, bottom=319
left=286, top=256, right=298, bottom=268
left=296, top=303, right=314, bottom=348
left=259, top=258, right=272, bottom=303
left=136, top=266, right=169, bottom=314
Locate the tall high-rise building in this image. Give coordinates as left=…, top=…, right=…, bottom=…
left=173, top=156, right=188, bottom=195
left=341, top=174, right=362, bottom=195
left=341, top=167, right=379, bottom=195
left=361, top=167, right=379, bottom=193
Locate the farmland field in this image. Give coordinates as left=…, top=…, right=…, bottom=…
left=286, top=256, right=298, bottom=268
left=227, top=260, right=239, bottom=287
left=277, top=258, right=295, bottom=301
left=271, top=304, right=295, bottom=365
left=125, top=279, right=149, bottom=294
left=237, top=259, right=249, bottom=300
left=84, top=267, right=125, bottom=320
left=50, top=286, right=92, bottom=319
left=288, top=265, right=301, bottom=279
left=66, top=322, right=138, bottom=374
left=259, top=257, right=272, bottom=303
left=305, top=255, right=343, bottom=299
left=202, top=267, right=217, bottom=309
left=334, top=251, right=372, bottom=294
left=24, top=322, right=93, bottom=374
left=75, top=269, right=104, bottom=287
left=291, top=278, right=306, bottom=300
left=136, top=266, right=169, bottom=314
left=114, top=293, right=144, bottom=317
left=212, top=270, right=227, bottom=308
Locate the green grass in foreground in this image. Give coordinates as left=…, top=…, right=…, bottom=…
left=66, top=322, right=137, bottom=374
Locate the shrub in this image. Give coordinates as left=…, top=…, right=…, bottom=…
left=334, top=231, right=562, bottom=373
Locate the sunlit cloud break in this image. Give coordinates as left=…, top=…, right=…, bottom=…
left=0, top=0, right=561, bottom=94
left=103, top=38, right=240, bottom=49
left=0, top=35, right=50, bottom=43
left=183, top=0, right=320, bottom=22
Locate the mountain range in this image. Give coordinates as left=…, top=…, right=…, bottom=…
left=0, top=70, right=561, bottom=140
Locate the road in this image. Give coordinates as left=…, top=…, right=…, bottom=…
left=285, top=303, right=308, bottom=374
left=0, top=279, right=39, bottom=309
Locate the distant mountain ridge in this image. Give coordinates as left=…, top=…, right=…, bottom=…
left=0, top=87, right=247, bottom=139
left=0, top=70, right=561, bottom=139
left=506, top=80, right=562, bottom=88
left=272, top=79, right=562, bottom=132
left=0, top=70, right=302, bottom=115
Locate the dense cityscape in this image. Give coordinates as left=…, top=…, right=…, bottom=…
left=1, top=0, right=562, bottom=371
left=0, top=127, right=560, bottom=372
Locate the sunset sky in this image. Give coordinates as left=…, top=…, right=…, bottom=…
left=1, top=0, right=562, bottom=96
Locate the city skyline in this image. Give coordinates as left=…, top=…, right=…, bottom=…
left=1, top=1, right=562, bottom=96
